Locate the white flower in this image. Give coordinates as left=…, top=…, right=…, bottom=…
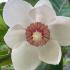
left=3, top=0, right=70, bottom=70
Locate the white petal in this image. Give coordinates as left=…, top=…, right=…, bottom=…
left=38, top=40, right=61, bottom=65
left=50, top=16, right=70, bottom=46
left=4, top=25, right=25, bottom=49
left=3, top=0, right=33, bottom=28
left=30, top=0, right=56, bottom=23
left=35, top=0, right=55, bottom=10
left=12, top=42, right=40, bottom=70
left=0, top=0, right=8, bottom=3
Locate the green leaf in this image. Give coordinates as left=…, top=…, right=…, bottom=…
left=0, top=43, right=12, bottom=66
left=0, top=15, right=8, bottom=42
left=0, top=2, right=5, bottom=16
left=36, top=62, right=48, bottom=70
left=25, top=0, right=38, bottom=6
left=50, top=0, right=70, bottom=16
left=1, top=65, right=15, bottom=70
left=0, top=57, right=12, bottom=66
left=0, top=15, right=8, bottom=30
left=0, top=43, right=9, bottom=59
left=63, top=58, right=69, bottom=65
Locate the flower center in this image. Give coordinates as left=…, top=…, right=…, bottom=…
left=25, top=22, right=50, bottom=47
left=33, top=31, right=42, bottom=42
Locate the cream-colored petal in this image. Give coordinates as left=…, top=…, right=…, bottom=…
left=4, top=25, right=25, bottom=49
left=12, top=42, right=40, bottom=70
left=50, top=16, right=70, bottom=46
left=30, top=0, right=56, bottom=23
left=3, top=0, right=33, bottom=28
left=38, top=40, right=61, bottom=65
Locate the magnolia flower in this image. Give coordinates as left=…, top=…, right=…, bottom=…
left=3, top=0, right=70, bottom=70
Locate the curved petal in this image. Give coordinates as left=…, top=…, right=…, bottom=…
left=4, top=25, right=25, bottom=49
left=12, top=42, right=40, bottom=70
left=50, top=16, right=70, bottom=46
left=0, top=0, right=8, bottom=3
left=30, top=0, right=56, bottom=23
left=3, top=0, right=33, bottom=28
left=38, top=40, right=61, bottom=65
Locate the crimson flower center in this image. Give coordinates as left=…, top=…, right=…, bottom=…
left=25, top=22, right=50, bottom=47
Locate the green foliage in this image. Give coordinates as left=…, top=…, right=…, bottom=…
left=0, top=15, right=8, bottom=42
left=50, top=0, right=70, bottom=16
left=0, top=43, right=12, bottom=66
left=63, top=58, right=69, bottom=65
left=1, top=65, right=15, bottom=70
left=25, top=0, right=38, bottom=6
left=0, top=2, right=5, bottom=16
left=36, top=62, right=48, bottom=70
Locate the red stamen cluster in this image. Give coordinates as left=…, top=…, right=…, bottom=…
left=25, top=22, right=50, bottom=47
